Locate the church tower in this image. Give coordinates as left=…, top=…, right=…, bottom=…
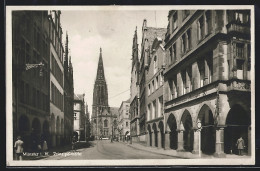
left=92, top=47, right=109, bottom=117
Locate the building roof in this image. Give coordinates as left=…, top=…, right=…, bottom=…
left=74, top=93, right=84, bottom=101
left=146, top=27, right=167, bottom=51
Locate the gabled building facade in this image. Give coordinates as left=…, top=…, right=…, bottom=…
left=130, top=28, right=140, bottom=143
left=163, top=10, right=251, bottom=157
left=139, top=19, right=167, bottom=143
left=118, top=99, right=131, bottom=141
left=73, top=94, right=86, bottom=141
left=146, top=33, right=166, bottom=149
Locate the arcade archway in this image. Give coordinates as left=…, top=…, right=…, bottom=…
left=152, top=123, right=158, bottom=147
left=197, top=104, right=215, bottom=154
left=181, top=110, right=193, bottom=152
left=167, top=114, right=178, bottom=150
left=224, top=104, right=250, bottom=155
left=158, top=121, right=165, bottom=148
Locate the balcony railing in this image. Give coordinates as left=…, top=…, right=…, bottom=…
left=226, top=21, right=250, bottom=35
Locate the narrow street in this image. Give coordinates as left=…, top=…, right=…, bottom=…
left=41, top=140, right=178, bottom=160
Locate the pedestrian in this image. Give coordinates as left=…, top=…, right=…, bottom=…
left=236, top=136, right=245, bottom=156
left=14, top=136, right=24, bottom=161
left=42, top=140, right=48, bottom=155
left=72, top=136, right=77, bottom=151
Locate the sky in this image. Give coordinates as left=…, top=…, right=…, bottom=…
left=60, top=10, right=169, bottom=118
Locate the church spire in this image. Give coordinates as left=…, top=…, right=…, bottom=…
left=96, top=47, right=105, bottom=81
left=92, top=47, right=109, bottom=118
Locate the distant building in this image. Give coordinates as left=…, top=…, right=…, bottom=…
left=85, top=103, right=91, bottom=140
left=118, top=99, right=131, bottom=141
left=73, top=94, right=86, bottom=141
left=91, top=48, right=119, bottom=139
left=163, top=10, right=251, bottom=157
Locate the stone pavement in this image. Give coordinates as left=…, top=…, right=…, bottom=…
left=120, top=141, right=251, bottom=159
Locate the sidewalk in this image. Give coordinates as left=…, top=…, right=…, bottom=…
left=120, top=141, right=251, bottom=159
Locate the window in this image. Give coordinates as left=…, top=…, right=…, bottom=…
left=206, top=52, right=213, bottom=84
left=104, top=119, right=108, bottom=127
left=237, top=59, right=244, bottom=70
left=126, top=122, right=128, bottom=127
left=154, top=56, right=158, bottom=74
left=236, top=43, right=244, bottom=58
left=187, top=29, right=192, bottom=50
left=247, top=44, right=251, bottom=71
left=155, top=76, right=158, bottom=90
left=183, top=10, right=190, bottom=20
left=205, top=11, right=212, bottom=35
left=152, top=80, right=154, bottom=93
left=148, top=84, right=151, bottom=95
left=158, top=96, right=163, bottom=117
left=172, top=12, right=178, bottom=32
left=181, top=35, right=186, bottom=54
left=181, top=70, right=186, bottom=95
left=148, top=104, right=151, bottom=121
left=235, top=12, right=243, bottom=23
left=198, top=16, right=204, bottom=41
left=198, top=59, right=205, bottom=87
left=160, top=72, right=163, bottom=86
left=153, top=100, right=156, bottom=119
left=170, top=44, right=176, bottom=63
left=187, top=66, right=192, bottom=92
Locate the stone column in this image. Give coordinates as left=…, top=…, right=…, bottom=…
left=151, top=132, right=155, bottom=148
left=146, top=132, right=150, bottom=147
left=157, top=131, right=162, bottom=149
left=214, top=127, right=226, bottom=157
left=164, top=131, right=171, bottom=150
left=192, top=129, right=201, bottom=154
left=177, top=130, right=185, bottom=152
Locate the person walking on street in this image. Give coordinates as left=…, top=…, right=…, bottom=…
left=14, top=136, right=24, bottom=160
left=236, top=136, right=245, bottom=156
left=72, top=136, right=77, bottom=152
left=42, top=140, right=48, bottom=155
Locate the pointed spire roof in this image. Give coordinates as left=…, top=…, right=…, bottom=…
left=96, top=47, right=105, bottom=81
